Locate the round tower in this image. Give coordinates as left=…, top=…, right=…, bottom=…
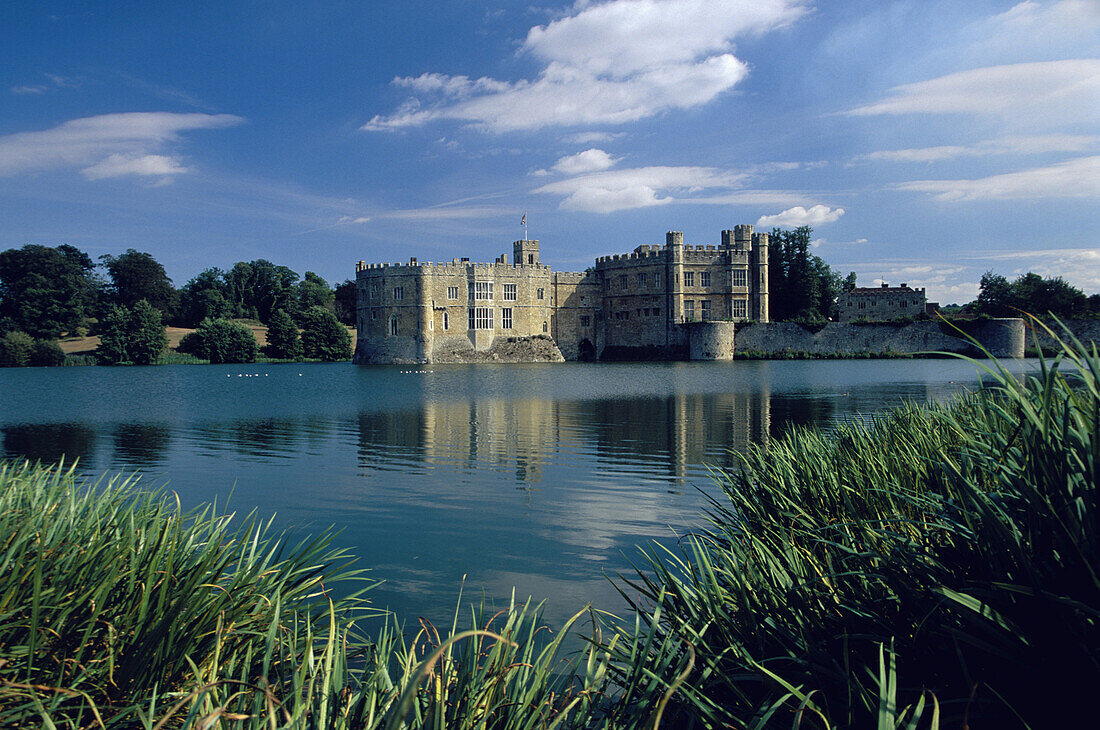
left=751, top=231, right=769, bottom=322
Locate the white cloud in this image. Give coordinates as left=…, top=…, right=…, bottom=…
left=532, top=165, right=750, bottom=213
left=551, top=148, right=618, bottom=175
left=81, top=153, right=189, bottom=180
left=858, top=135, right=1100, bottom=162
left=894, top=155, right=1100, bottom=200
left=364, top=0, right=808, bottom=133
left=844, top=60, right=1100, bottom=127
left=756, top=204, right=844, bottom=227
left=564, top=131, right=624, bottom=144
left=11, top=85, right=47, bottom=95
left=987, top=1, right=1100, bottom=40
left=0, top=112, right=244, bottom=179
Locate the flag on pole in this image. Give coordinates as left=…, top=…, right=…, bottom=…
left=521, top=212, right=526, bottom=226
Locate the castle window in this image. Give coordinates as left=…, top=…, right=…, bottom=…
left=619, top=275, right=627, bottom=290
left=393, top=286, right=403, bottom=301
left=443, top=311, right=449, bottom=330
left=528, top=254, right=534, bottom=264
left=543, top=321, right=548, bottom=332
left=537, top=288, right=545, bottom=299
left=637, top=273, right=647, bottom=287
left=447, top=286, right=459, bottom=300
left=700, top=300, right=711, bottom=320
left=900, top=300, right=908, bottom=308
left=502, top=307, right=513, bottom=329
left=371, top=309, right=377, bottom=320
left=468, top=307, right=493, bottom=329
left=503, top=283, right=517, bottom=301
left=389, top=315, right=398, bottom=336
left=684, top=271, right=695, bottom=287
left=733, top=300, right=747, bottom=318
left=684, top=300, right=695, bottom=321
left=732, top=269, right=747, bottom=287
left=700, top=271, right=711, bottom=287
left=654, top=272, right=661, bottom=288
left=580, top=315, right=590, bottom=327
left=470, top=281, right=494, bottom=301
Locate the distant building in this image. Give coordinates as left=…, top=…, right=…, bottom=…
left=837, top=283, right=927, bottom=322
left=353, top=225, right=769, bottom=364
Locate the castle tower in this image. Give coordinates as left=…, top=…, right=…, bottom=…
left=415, top=266, right=433, bottom=362
left=751, top=231, right=769, bottom=322
left=666, top=231, right=684, bottom=333
left=514, top=239, right=540, bottom=266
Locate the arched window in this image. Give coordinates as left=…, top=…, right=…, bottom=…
left=389, top=315, right=398, bottom=336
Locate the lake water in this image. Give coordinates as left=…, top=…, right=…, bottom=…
left=0, top=358, right=1029, bottom=627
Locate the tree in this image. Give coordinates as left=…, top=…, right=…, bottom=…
left=333, top=279, right=357, bottom=325
left=297, top=271, right=334, bottom=317
left=96, top=300, right=168, bottom=365
left=299, top=306, right=352, bottom=361
left=224, top=260, right=299, bottom=324
left=30, top=339, right=66, bottom=366
left=265, top=308, right=301, bottom=360
left=100, top=249, right=179, bottom=318
left=178, top=268, right=231, bottom=327
left=972, top=271, right=1090, bottom=319
left=767, top=227, right=844, bottom=322
left=180, top=318, right=258, bottom=364
left=0, top=244, right=100, bottom=338
left=0, top=331, right=35, bottom=367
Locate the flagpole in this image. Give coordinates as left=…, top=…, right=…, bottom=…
left=522, top=212, right=528, bottom=241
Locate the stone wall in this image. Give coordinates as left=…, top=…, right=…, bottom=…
left=734, top=319, right=1025, bottom=358
left=1026, top=319, right=1100, bottom=352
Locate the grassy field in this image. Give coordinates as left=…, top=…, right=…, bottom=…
left=57, top=321, right=357, bottom=357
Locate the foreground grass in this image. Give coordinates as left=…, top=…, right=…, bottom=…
left=2, top=323, right=1097, bottom=728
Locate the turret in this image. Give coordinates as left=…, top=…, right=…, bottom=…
left=514, top=239, right=540, bottom=266
left=751, top=231, right=769, bottom=322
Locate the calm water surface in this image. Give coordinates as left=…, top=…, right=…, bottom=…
left=0, top=359, right=1029, bottom=626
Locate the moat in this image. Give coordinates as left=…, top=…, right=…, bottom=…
left=0, top=358, right=1031, bottom=626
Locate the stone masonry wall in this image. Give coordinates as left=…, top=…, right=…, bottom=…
left=734, top=320, right=1025, bottom=357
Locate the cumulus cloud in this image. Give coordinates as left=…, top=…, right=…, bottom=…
left=364, top=0, right=808, bottom=133
left=894, top=155, right=1100, bottom=200
left=550, top=148, right=618, bottom=175
left=756, top=204, right=844, bottom=227
left=844, top=60, right=1100, bottom=127
left=532, top=165, right=751, bottom=213
left=858, top=135, right=1100, bottom=163
left=0, top=112, right=244, bottom=179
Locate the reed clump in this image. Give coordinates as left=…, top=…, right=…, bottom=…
left=604, top=324, right=1099, bottom=728
left=0, top=463, right=608, bottom=728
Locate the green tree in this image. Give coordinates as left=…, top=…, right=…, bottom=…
left=0, top=331, right=35, bottom=367
left=96, top=300, right=167, bottom=365
left=30, top=339, right=66, bottom=367
left=178, top=268, right=231, bottom=327
left=972, top=271, right=1090, bottom=318
left=297, top=271, right=334, bottom=318
left=333, top=279, right=357, bottom=325
left=100, top=249, right=179, bottom=318
left=0, top=244, right=100, bottom=338
left=181, top=318, right=258, bottom=364
left=299, top=306, right=352, bottom=361
left=265, top=308, right=301, bottom=360
left=225, top=260, right=299, bottom=324
left=767, top=227, right=844, bottom=321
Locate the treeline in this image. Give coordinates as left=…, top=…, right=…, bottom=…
left=970, top=270, right=1100, bottom=319
left=0, top=244, right=356, bottom=366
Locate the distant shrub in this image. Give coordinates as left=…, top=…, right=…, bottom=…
left=0, top=331, right=34, bottom=367
left=265, top=308, right=301, bottom=360
left=299, top=306, right=351, bottom=361
left=183, top=318, right=258, bottom=364
left=30, top=339, right=66, bottom=367
left=96, top=300, right=168, bottom=366
left=62, top=353, right=97, bottom=366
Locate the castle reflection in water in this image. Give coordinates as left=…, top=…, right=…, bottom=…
left=355, top=391, right=775, bottom=484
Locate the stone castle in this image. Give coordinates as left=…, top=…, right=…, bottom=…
left=354, top=225, right=770, bottom=364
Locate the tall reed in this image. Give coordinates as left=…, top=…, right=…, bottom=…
left=601, top=322, right=1098, bottom=728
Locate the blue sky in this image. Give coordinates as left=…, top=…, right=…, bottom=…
left=2, top=0, right=1098, bottom=304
